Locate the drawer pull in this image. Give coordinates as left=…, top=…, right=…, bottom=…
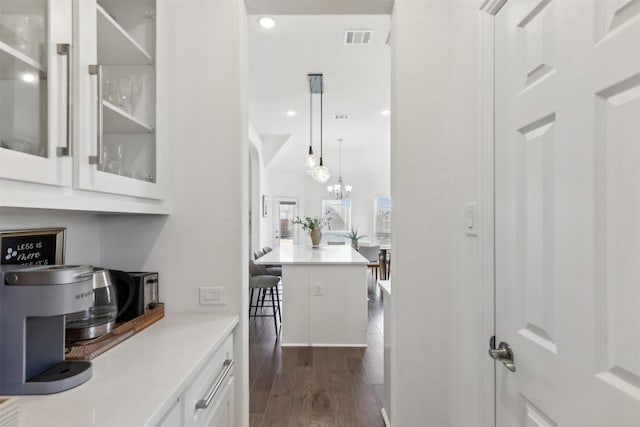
left=195, top=359, right=234, bottom=410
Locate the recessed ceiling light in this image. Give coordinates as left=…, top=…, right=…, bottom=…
left=258, top=16, right=276, bottom=29
left=286, top=110, right=296, bottom=117
left=381, top=110, right=390, bottom=116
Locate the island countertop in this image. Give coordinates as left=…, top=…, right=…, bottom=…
left=255, top=244, right=369, bottom=265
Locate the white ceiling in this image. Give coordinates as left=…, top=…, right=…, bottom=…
left=248, top=14, right=391, bottom=176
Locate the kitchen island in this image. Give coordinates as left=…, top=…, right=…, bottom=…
left=16, top=313, right=239, bottom=427
left=255, top=244, right=369, bottom=347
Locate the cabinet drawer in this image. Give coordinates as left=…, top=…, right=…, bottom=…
left=183, top=333, right=234, bottom=427
left=155, top=397, right=181, bottom=427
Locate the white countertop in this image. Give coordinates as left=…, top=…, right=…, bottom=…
left=255, top=244, right=369, bottom=265
left=16, top=313, right=239, bottom=427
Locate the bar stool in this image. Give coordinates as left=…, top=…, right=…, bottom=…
left=249, top=259, right=281, bottom=334
left=256, top=247, right=282, bottom=302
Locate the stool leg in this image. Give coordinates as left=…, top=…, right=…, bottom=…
left=260, top=288, right=267, bottom=314
left=249, top=288, right=254, bottom=318
left=275, top=285, right=282, bottom=324
left=270, top=287, right=278, bottom=334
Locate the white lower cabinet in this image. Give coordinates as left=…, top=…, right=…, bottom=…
left=155, top=333, right=234, bottom=427
left=156, top=397, right=181, bottom=427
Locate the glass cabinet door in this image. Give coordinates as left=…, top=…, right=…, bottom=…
left=0, top=1, right=48, bottom=157
left=75, top=0, right=162, bottom=199
left=0, top=0, right=72, bottom=187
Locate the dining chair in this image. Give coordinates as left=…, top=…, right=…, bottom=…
left=358, top=245, right=381, bottom=280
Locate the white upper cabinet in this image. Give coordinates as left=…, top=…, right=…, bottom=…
left=0, top=0, right=73, bottom=187
left=74, top=0, right=164, bottom=200
left=0, top=0, right=166, bottom=212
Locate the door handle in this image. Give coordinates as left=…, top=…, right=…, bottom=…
left=56, top=43, right=73, bottom=157
left=488, top=337, right=516, bottom=372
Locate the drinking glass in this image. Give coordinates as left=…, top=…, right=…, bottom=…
left=119, top=77, right=132, bottom=114
left=107, top=144, right=124, bottom=175
left=130, top=75, right=144, bottom=113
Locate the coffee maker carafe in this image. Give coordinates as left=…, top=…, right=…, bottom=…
left=65, top=267, right=134, bottom=341
left=0, top=265, right=94, bottom=395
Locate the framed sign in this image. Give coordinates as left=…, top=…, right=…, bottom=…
left=0, top=228, right=66, bottom=266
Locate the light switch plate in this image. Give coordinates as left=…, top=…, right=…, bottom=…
left=465, top=202, right=478, bottom=236
left=199, top=287, right=227, bottom=305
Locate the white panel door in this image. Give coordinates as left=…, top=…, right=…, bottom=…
left=495, top=0, right=640, bottom=425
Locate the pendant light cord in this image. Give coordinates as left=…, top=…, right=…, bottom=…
left=319, top=83, right=324, bottom=166
left=309, top=78, right=313, bottom=155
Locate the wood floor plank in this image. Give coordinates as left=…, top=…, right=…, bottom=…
left=251, top=277, right=385, bottom=426
left=249, top=339, right=281, bottom=413
left=249, top=413, right=264, bottom=427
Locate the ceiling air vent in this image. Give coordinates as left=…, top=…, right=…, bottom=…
left=334, top=114, right=351, bottom=121
left=344, top=29, right=373, bottom=45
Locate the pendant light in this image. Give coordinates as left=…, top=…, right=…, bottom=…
left=327, top=138, right=352, bottom=199
left=304, top=75, right=316, bottom=174
left=311, top=74, right=330, bottom=183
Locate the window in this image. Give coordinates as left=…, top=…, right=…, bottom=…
left=322, top=199, right=351, bottom=232
left=374, top=197, right=391, bottom=244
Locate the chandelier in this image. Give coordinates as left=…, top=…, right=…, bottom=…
left=327, top=139, right=352, bottom=199
left=306, top=73, right=330, bottom=183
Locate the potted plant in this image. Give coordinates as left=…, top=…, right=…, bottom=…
left=344, top=226, right=367, bottom=250
left=292, top=216, right=327, bottom=246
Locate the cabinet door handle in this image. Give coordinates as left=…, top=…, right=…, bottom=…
left=195, top=359, right=234, bottom=410
left=88, top=64, right=103, bottom=165
left=56, top=44, right=73, bottom=157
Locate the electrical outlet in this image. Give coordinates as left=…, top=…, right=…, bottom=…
left=199, top=287, right=227, bottom=305
left=314, top=283, right=323, bottom=296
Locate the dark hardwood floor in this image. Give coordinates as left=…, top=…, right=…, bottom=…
left=249, top=276, right=385, bottom=427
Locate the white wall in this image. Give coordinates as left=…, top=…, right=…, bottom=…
left=0, top=208, right=100, bottom=266
left=99, top=1, right=250, bottom=425
left=267, top=148, right=390, bottom=246
left=391, top=1, right=489, bottom=426
left=266, top=169, right=305, bottom=246
left=303, top=167, right=390, bottom=241
left=249, top=123, right=269, bottom=255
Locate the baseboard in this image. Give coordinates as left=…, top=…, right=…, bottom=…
left=280, top=343, right=368, bottom=347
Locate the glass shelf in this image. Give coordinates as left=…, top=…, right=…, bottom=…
left=103, top=101, right=153, bottom=133
left=97, top=5, right=152, bottom=65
